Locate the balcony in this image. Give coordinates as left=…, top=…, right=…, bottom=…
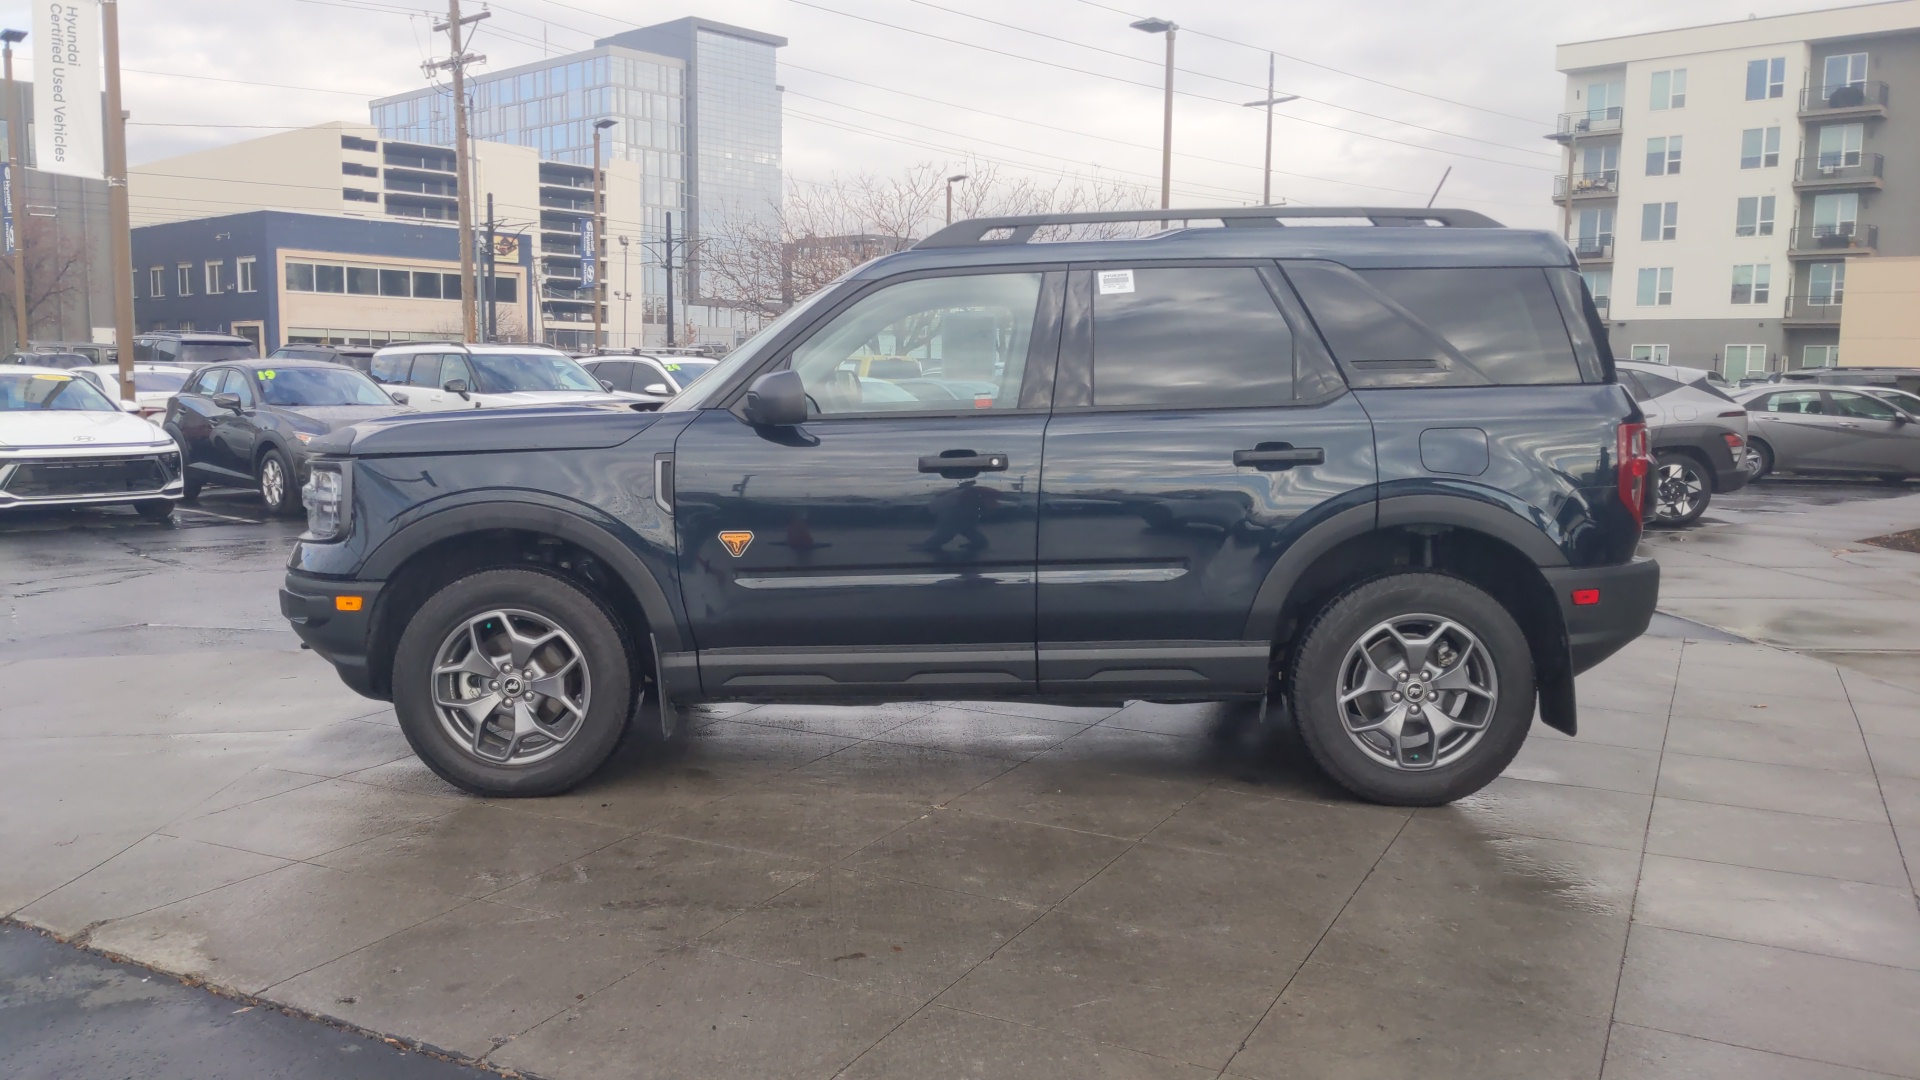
left=1799, top=80, right=1889, bottom=120
left=1554, top=170, right=1619, bottom=200
left=1788, top=223, right=1878, bottom=257
left=1569, top=234, right=1614, bottom=262
left=1794, top=153, right=1885, bottom=191
left=1782, top=293, right=1843, bottom=325
left=1592, top=296, right=1611, bottom=317
left=1551, top=108, right=1623, bottom=142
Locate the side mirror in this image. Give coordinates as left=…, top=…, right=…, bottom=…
left=1895, top=410, right=1913, bottom=425
left=389, top=391, right=410, bottom=405
left=643, top=382, right=671, bottom=396
left=212, top=392, right=243, bottom=412
left=599, top=378, right=616, bottom=392
left=741, top=369, right=807, bottom=428
left=443, top=379, right=470, bottom=398
left=119, top=398, right=140, bottom=414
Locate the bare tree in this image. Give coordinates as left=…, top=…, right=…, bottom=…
left=697, top=161, right=1154, bottom=321
left=0, top=216, right=91, bottom=342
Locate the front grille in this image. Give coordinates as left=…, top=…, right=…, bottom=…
left=2, top=455, right=172, bottom=498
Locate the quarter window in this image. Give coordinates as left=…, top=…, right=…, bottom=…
left=370, top=351, right=412, bottom=384
left=787, top=272, right=1043, bottom=416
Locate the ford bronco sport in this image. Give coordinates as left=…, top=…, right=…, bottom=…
left=281, top=207, right=1659, bottom=807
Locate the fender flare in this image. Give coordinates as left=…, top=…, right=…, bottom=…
left=360, top=497, right=683, bottom=652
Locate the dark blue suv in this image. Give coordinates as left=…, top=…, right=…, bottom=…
left=281, top=207, right=1658, bottom=806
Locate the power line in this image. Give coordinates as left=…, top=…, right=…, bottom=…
left=1064, top=0, right=1550, bottom=127
left=894, top=0, right=1556, bottom=159
left=778, top=0, right=1552, bottom=172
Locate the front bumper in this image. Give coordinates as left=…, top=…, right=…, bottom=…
left=1544, top=557, right=1661, bottom=675
left=0, top=448, right=184, bottom=510
left=282, top=571, right=386, bottom=700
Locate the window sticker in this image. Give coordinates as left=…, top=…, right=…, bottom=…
left=257, top=369, right=276, bottom=380
left=1097, top=269, right=1136, bottom=295
left=31, top=373, right=71, bottom=382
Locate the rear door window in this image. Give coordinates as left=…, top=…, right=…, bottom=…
left=1285, top=263, right=1586, bottom=387
left=1757, top=390, right=1824, bottom=414
left=407, top=355, right=445, bottom=389
left=1089, top=266, right=1293, bottom=408
left=370, top=352, right=410, bottom=384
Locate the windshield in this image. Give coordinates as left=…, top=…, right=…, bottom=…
left=179, top=343, right=258, bottom=364
left=0, top=371, right=118, bottom=411
left=254, top=367, right=394, bottom=407
left=468, top=352, right=602, bottom=393
left=664, top=284, right=846, bottom=411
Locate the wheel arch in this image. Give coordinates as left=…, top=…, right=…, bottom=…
left=358, top=500, right=681, bottom=700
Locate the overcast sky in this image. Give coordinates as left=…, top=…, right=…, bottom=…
left=0, top=0, right=1872, bottom=229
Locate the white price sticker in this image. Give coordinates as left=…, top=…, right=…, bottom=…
left=1097, top=269, right=1136, bottom=295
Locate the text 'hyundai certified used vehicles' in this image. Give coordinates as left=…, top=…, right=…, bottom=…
left=0, top=367, right=183, bottom=521
left=164, top=360, right=413, bottom=515
left=281, top=207, right=1659, bottom=808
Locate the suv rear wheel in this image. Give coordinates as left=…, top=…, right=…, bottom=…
left=1649, top=451, right=1709, bottom=527
left=1289, top=573, right=1534, bottom=806
left=392, top=568, right=635, bottom=797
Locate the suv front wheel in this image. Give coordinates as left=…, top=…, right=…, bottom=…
left=1289, top=573, right=1534, bottom=806
left=392, top=568, right=635, bottom=796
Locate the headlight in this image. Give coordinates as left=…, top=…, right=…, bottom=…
left=302, top=464, right=349, bottom=541
left=295, top=431, right=315, bottom=443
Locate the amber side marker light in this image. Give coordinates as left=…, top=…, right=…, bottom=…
left=334, top=596, right=364, bottom=612
left=1572, top=589, right=1601, bottom=606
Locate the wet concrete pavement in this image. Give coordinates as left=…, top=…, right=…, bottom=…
left=4, top=491, right=1920, bottom=1079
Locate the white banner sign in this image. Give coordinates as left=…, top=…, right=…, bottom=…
left=33, top=2, right=105, bottom=179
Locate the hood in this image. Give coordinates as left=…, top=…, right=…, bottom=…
left=0, top=408, right=176, bottom=450
left=309, top=402, right=665, bottom=457
left=282, top=404, right=415, bottom=432
left=482, top=390, right=628, bottom=407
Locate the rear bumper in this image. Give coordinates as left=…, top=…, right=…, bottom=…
left=1544, top=557, right=1661, bottom=675
left=281, top=571, right=386, bottom=700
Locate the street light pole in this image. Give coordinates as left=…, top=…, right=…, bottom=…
left=1240, top=54, right=1298, bottom=207
left=1130, top=18, right=1177, bottom=209
left=589, top=119, right=614, bottom=352
left=101, top=2, right=135, bottom=400
left=944, top=173, right=968, bottom=225
left=2, top=28, right=28, bottom=351
left=617, top=234, right=631, bottom=347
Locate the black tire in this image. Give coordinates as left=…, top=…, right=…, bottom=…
left=135, top=499, right=175, bottom=523
left=1288, top=572, right=1534, bottom=806
left=1648, top=450, right=1710, bottom=527
left=392, top=568, right=636, bottom=797
left=166, top=427, right=203, bottom=502
left=1746, top=439, right=1775, bottom=481
left=257, top=447, right=300, bottom=517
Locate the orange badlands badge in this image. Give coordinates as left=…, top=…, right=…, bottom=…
left=718, top=531, right=754, bottom=557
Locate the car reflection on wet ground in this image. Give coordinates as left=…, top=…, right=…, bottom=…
left=4, top=489, right=1919, bottom=1080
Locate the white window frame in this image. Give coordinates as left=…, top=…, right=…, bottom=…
left=176, top=263, right=193, bottom=297
left=1803, top=344, right=1840, bottom=368
left=1731, top=264, right=1772, bottom=305
left=1724, top=344, right=1768, bottom=379
left=1646, top=136, right=1683, bottom=176
left=1746, top=57, right=1786, bottom=100
left=1740, top=127, right=1782, bottom=169
left=1812, top=192, right=1860, bottom=237
left=204, top=260, right=223, bottom=296
left=1816, top=124, right=1865, bottom=170
left=147, top=266, right=164, bottom=298
left=1823, top=52, right=1868, bottom=94
left=1809, top=262, right=1847, bottom=306
left=1735, top=196, right=1776, bottom=237
left=1629, top=344, right=1671, bottom=364
left=236, top=257, right=257, bottom=294
left=1640, top=202, right=1679, bottom=242
left=1637, top=267, right=1674, bottom=307
left=1650, top=69, right=1687, bottom=110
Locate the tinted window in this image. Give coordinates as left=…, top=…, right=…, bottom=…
left=1620, top=371, right=1649, bottom=402
left=1089, top=267, right=1293, bottom=408
left=406, top=354, right=446, bottom=388
left=379, top=269, right=411, bottom=297
left=438, top=354, right=474, bottom=390
left=347, top=267, right=378, bottom=296
left=1288, top=263, right=1584, bottom=387
left=789, top=273, right=1042, bottom=416
left=1828, top=390, right=1897, bottom=420
left=1756, top=390, right=1824, bottom=414
left=590, top=362, right=632, bottom=391
left=370, top=351, right=411, bottom=384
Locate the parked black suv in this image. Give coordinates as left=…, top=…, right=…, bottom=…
left=281, top=207, right=1659, bottom=806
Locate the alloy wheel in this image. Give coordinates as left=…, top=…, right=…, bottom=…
left=1654, top=460, right=1705, bottom=521
left=431, top=609, right=592, bottom=766
left=1337, top=614, right=1498, bottom=770
left=260, top=457, right=285, bottom=506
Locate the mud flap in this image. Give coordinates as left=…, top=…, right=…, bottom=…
left=650, top=632, right=681, bottom=740
left=1537, top=668, right=1577, bottom=736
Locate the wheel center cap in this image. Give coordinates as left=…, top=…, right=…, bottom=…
left=1405, top=682, right=1426, bottom=701
left=501, top=676, right=524, bottom=696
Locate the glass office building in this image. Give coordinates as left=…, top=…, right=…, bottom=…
left=370, top=17, right=785, bottom=320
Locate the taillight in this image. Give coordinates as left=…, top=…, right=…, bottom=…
left=1721, top=431, right=1744, bottom=451
left=1617, top=421, right=1651, bottom=522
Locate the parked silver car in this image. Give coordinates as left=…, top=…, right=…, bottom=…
left=1617, top=361, right=1751, bottom=526
left=1733, top=384, right=1920, bottom=481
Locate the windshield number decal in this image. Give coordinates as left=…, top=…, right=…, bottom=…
left=257, top=370, right=276, bottom=380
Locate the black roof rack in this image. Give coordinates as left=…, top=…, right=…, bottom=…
left=914, top=206, right=1503, bottom=249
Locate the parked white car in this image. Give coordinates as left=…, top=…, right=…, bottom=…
left=0, top=366, right=184, bottom=521
left=71, top=363, right=195, bottom=424
left=367, top=343, right=636, bottom=412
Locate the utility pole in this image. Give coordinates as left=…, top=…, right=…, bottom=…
left=3, top=28, right=28, bottom=351
left=483, top=192, right=496, bottom=341
left=1130, top=18, right=1177, bottom=209
left=428, top=0, right=487, bottom=343
left=944, top=173, right=968, bottom=225
left=589, top=118, right=613, bottom=353
left=1241, top=55, right=1297, bottom=207
left=663, top=211, right=676, bottom=347
left=102, top=2, right=134, bottom=399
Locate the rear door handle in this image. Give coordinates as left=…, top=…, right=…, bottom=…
left=919, top=451, right=1009, bottom=473
left=1233, top=447, right=1325, bottom=470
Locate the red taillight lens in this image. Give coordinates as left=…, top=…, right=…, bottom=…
left=1617, top=421, right=1651, bottom=522
left=1572, top=589, right=1601, bottom=606
left=1722, top=431, right=1744, bottom=450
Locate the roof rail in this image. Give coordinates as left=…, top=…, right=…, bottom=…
left=914, top=206, right=1503, bottom=249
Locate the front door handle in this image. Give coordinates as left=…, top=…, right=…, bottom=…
left=919, top=450, right=1008, bottom=474
left=1233, top=446, right=1325, bottom=470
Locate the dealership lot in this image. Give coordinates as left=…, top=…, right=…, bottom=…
left=4, top=483, right=1919, bottom=1079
